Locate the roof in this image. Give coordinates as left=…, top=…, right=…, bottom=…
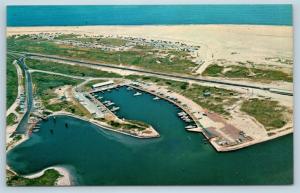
left=92, top=80, right=114, bottom=88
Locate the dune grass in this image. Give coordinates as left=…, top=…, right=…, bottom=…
left=241, top=98, right=287, bottom=130
left=8, top=35, right=197, bottom=74
left=203, top=64, right=293, bottom=82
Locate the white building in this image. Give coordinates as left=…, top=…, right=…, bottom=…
left=92, top=80, right=114, bottom=89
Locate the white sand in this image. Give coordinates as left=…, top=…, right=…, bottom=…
left=7, top=25, right=293, bottom=66
left=22, top=166, right=72, bottom=186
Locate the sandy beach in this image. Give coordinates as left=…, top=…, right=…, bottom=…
left=22, top=166, right=72, bottom=186
left=7, top=24, right=293, bottom=66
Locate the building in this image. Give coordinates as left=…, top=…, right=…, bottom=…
left=92, top=80, right=114, bottom=89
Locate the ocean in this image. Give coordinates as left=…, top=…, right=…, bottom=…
left=7, top=5, right=293, bottom=27
left=7, top=87, right=293, bottom=185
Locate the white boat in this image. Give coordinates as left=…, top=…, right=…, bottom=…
left=127, top=87, right=133, bottom=90
left=178, top=112, right=187, bottom=116
left=153, top=96, right=160, bottom=100
left=134, top=92, right=142, bottom=96
left=105, top=102, right=115, bottom=107
left=111, top=106, right=120, bottom=112
left=185, top=125, right=196, bottom=129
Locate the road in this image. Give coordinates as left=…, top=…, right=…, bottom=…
left=8, top=51, right=293, bottom=98
left=14, top=57, right=34, bottom=134
left=6, top=60, right=24, bottom=117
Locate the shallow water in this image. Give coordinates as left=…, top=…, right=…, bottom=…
left=7, top=87, right=293, bottom=185
left=7, top=5, right=292, bottom=27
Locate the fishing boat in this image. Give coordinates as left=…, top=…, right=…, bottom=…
left=185, top=125, right=196, bottom=129
left=111, top=106, right=120, bottom=112
left=134, top=92, right=142, bottom=96
left=105, top=102, right=115, bottom=107
left=33, top=129, right=39, bottom=133
left=178, top=112, right=187, bottom=116
left=153, top=96, right=160, bottom=100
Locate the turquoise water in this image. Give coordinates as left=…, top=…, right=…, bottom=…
left=7, top=5, right=292, bottom=27
left=7, top=87, right=293, bottom=185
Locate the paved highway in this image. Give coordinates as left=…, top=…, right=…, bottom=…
left=8, top=51, right=293, bottom=96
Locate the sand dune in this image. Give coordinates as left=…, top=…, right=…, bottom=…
left=7, top=25, right=293, bottom=66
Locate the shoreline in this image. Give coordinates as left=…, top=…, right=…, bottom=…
left=6, top=164, right=72, bottom=186
left=50, top=112, right=160, bottom=139
left=22, top=166, right=72, bottom=186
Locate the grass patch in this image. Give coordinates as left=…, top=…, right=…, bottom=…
left=7, top=169, right=61, bottom=186
left=31, top=73, right=90, bottom=116
left=108, top=120, right=148, bottom=131
left=31, top=73, right=82, bottom=102
left=7, top=56, right=18, bottom=109
left=202, top=64, right=223, bottom=77
left=203, top=64, right=293, bottom=82
left=26, top=58, right=121, bottom=78
left=7, top=113, right=17, bottom=126
left=8, top=35, right=197, bottom=74
left=241, top=98, right=287, bottom=130
left=46, top=101, right=88, bottom=117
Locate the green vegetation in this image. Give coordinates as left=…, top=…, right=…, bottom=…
left=8, top=35, right=197, bottom=74
left=53, top=34, right=128, bottom=46
left=202, top=64, right=223, bottom=76
left=93, top=37, right=128, bottom=46
left=108, top=120, right=149, bottom=131
left=45, top=101, right=88, bottom=117
left=7, top=113, right=17, bottom=126
left=241, top=98, right=288, bottom=130
left=7, top=169, right=61, bottom=186
left=26, top=58, right=121, bottom=78
left=53, top=33, right=80, bottom=40
left=127, top=75, right=239, bottom=115
left=31, top=72, right=89, bottom=116
left=31, top=73, right=81, bottom=102
left=7, top=56, right=19, bottom=109
left=13, top=135, right=22, bottom=142
left=203, top=64, right=293, bottom=82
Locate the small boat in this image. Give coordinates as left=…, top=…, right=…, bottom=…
left=185, top=125, right=196, bottom=129
left=105, top=103, right=114, bottom=107
left=127, top=87, right=133, bottom=90
left=33, top=129, right=39, bottom=133
left=111, top=106, right=120, bottom=112
left=184, top=119, right=192, bottom=123
left=178, top=112, right=187, bottom=116
left=65, top=123, right=68, bottom=128
left=133, top=92, right=142, bottom=96
left=153, top=96, right=160, bottom=100
left=97, top=96, right=103, bottom=100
